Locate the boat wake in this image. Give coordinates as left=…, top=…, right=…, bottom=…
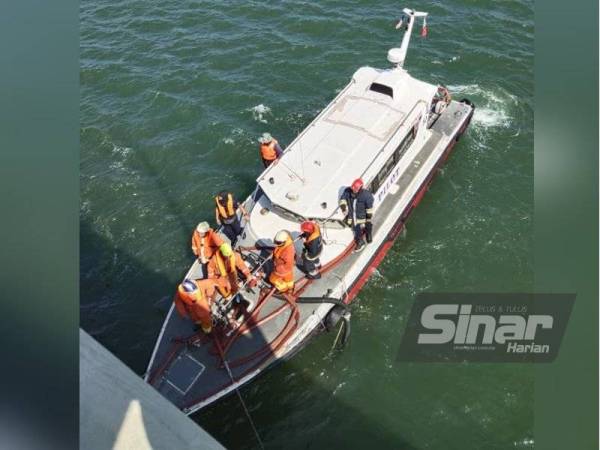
left=447, top=84, right=516, bottom=134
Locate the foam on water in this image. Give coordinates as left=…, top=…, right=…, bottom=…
left=111, top=144, right=132, bottom=157
left=446, top=83, right=519, bottom=146
left=332, top=382, right=346, bottom=395
left=472, top=107, right=511, bottom=128
left=248, top=103, right=271, bottom=123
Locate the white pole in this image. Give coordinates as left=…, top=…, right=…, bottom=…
left=396, top=12, right=416, bottom=68
left=392, top=8, right=428, bottom=69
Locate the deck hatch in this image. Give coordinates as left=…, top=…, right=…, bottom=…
left=369, top=82, right=394, bottom=98
left=165, top=353, right=206, bottom=395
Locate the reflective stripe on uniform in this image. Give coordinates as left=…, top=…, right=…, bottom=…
left=215, top=193, right=235, bottom=220
left=215, top=251, right=236, bottom=277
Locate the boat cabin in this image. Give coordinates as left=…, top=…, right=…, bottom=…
left=257, top=66, right=438, bottom=226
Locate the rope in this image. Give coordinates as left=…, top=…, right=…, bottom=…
left=331, top=319, right=346, bottom=350
left=213, top=337, right=265, bottom=450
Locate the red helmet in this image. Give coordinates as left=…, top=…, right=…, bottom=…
left=351, top=178, right=364, bottom=192
left=300, top=221, right=315, bottom=234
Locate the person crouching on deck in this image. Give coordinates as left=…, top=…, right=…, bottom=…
left=268, top=230, right=296, bottom=293
left=258, top=132, right=283, bottom=168
left=191, top=221, right=224, bottom=276
left=175, top=278, right=218, bottom=334
left=339, top=178, right=374, bottom=253
left=207, top=243, right=257, bottom=300
left=214, top=191, right=249, bottom=246
left=300, top=220, right=323, bottom=279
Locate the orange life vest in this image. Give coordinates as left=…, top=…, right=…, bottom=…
left=303, top=223, right=322, bottom=260
left=208, top=251, right=251, bottom=298
left=305, top=223, right=321, bottom=244
left=215, top=193, right=235, bottom=220
left=260, top=139, right=278, bottom=161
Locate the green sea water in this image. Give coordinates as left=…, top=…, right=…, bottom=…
left=80, top=1, right=534, bottom=448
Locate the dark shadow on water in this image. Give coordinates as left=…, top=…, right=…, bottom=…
left=80, top=218, right=420, bottom=450
left=80, top=218, right=180, bottom=372
left=196, top=358, right=420, bottom=450
left=134, top=149, right=191, bottom=243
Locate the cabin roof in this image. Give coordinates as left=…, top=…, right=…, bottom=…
left=257, top=66, right=437, bottom=219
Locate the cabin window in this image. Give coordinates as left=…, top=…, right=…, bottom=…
left=369, top=126, right=417, bottom=194
left=270, top=203, right=306, bottom=223
left=369, top=82, right=394, bottom=99
left=393, top=126, right=417, bottom=163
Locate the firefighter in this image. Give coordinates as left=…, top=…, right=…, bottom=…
left=268, top=230, right=295, bottom=293
left=175, top=278, right=218, bottom=334
left=258, top=132, right=283, bottom=168
left=339, top=178, right=374, bottom=252
left=207, top=243, right=257, bottom=300
left=300, top=220, right=323, bottom=279
left=191, top=221, right=224, bottom=276
left=214, top=191, right=249, bottom=246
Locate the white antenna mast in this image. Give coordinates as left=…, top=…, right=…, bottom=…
left=388, top=8, right=428, bottom=70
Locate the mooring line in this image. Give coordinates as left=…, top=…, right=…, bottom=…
left=214, top=337, right=265, bottom=450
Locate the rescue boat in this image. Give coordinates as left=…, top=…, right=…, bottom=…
left=145, top=8, right=474, bottom=415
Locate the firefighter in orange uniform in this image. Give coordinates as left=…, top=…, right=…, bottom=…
left=300, top=221, right=323, bottom=279
left=207, top=243, right=257, bottom=300
left=268, top=230, right=296, bottom=293
left=191, top=221, right=224, bottom=275
left=258, top=132, right=283, bottom=168
left=175, top=278, right=217, bottom=334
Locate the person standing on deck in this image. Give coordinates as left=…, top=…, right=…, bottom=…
left=214, top=191, right=249, bottom=246
left=191, top=221, right=224, bottom=276
left=175, top=278, right=218, bottom=334
left=268, top=230, right=296, bottom=293
left=339, top=178, right=374, bottom=253
left=207, top=243, right=257, bottom=300
left=300, top=220, right=323, bottom=279
left=258, top=132, right=283, bottom=168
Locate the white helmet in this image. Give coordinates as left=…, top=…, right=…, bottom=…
left=258, top=132, right=273, bottom=144
left=196, top=221, right=210, bottom=233
left=274, top=230, right=290, bottom=245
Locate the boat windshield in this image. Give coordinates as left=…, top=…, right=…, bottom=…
left=270, top=203, right=306, bottom=223
left=269, top=202, right=346, bottom=230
